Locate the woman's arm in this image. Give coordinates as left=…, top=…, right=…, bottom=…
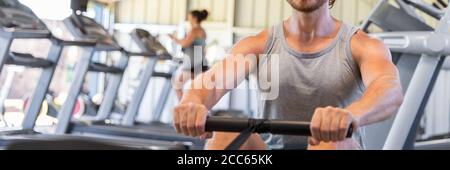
left=170, top=30, right=197, bottom=48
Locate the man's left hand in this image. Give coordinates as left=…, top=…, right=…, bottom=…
left=309, top=106, right=359, bottom=146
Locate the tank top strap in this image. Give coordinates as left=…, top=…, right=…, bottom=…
left=341, top=22, right=366, bottom=92
left=263, top=23, right=281, bottom=54
left=341, top=22, right=360, bottom=43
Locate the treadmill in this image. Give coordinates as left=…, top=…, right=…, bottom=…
left=0, top=0, right=55, bottom=124
left=121, top=28, right=178, bottom=127
left=0, top=0, right=186, bottom=150
left=53, top=0, right=203, bottom=149
left=120, top=29, right=178, bottom=129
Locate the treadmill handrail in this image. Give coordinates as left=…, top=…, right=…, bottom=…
left=52, top=37, right=97, bottom=47
left=0, top=27, right=51, bottom=39
left=95, top=43, right=122, bottom=52
left=122, top=50, right=158, bottom=58
left=205, top=117, right=353, bottom=137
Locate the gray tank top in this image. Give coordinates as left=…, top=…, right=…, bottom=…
left=182, top=38, right=206, bottom=70
left=257, top=22, right=366, bottom=150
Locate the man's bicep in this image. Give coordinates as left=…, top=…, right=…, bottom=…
left=357, top=40, right=399, bottom=87
left=229, top=36, right=267, bottom=72
left=360, top=59, right=398, bottom=87
left=229, top=32, right=268, bottom=58
left=211, top=32, right=268, bottom=78
left=197, top=32, right=268, bottom=103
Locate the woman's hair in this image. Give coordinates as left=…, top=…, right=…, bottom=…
left=190, top=9, right=209, bottom=23
left=329, top=0, right=336, bottom=8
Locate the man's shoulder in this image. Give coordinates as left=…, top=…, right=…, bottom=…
left=243, top=29, right=270, bottom=44
left=351, top=30, right=385, bottom=48
left=232, top=29, right=270, bottom=54
left=350, top=30, right=390, bottom=61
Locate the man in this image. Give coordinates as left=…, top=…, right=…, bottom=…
left=172, top=0, right=404, bottom=150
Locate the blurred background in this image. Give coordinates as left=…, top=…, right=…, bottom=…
left=0, top=0, right=449, bottom=149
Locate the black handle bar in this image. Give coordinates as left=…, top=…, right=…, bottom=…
left=205, top=117, right=353, bottom=138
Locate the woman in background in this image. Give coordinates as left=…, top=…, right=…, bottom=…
left=170, top=9, right=209, bottom=100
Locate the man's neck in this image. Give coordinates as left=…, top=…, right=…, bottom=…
left=286, top=4, right=336, bottom=42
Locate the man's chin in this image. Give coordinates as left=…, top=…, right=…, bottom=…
left=296, top=8, right=320, bottom=13
left=287, top=0, right=327, bottom=13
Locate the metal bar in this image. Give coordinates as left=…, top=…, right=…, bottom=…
left=0, top=68, right=16, bottom=116
left=361, top=0, right=387, bottom=31
left=397, top=0, right=430, bottom=20
left=124, top=51, right=157, bottom=57
left=205, top=117, right=353, bottom=137
left=384, top=55, right=443, bottom=149
left=403, top=0, right=444, bottom=19
left=55, top=47, right=95, bottom=134
left=436, top=4, right=450, bottom=33
left=21, top=43, right=63, bottom=129
left=8, top=30, right=51, bottom=39
left=371, top=32, right=450, bottom=55
left=0, top=34, right=13, bottom=75
left=364, top=1, right=433, bottom=32
left=95, top=53, right=129, bottom=120
left=121, top=57, right=158, bottom=126
left=0, top=34, right=13, bottom=115
left=151, top=63, right=177, bottom=121
left=53, top=38, right=97, bottom=47
left=245, top=79, right=253, bottom=117
left=403, top=55, right=446, bottom=149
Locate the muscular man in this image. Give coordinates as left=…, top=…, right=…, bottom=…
left=172, top=0, right=404, bottom=150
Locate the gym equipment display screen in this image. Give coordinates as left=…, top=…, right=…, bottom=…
left=71, top=0, right=88, bottom=12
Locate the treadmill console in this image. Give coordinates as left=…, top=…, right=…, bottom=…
left=0, top=0, right=48, bottom=31
left=71, top=0, right=88, bottom=12
left=131, top=29, right=172, bottom=59
left=63, top=14, right=119, bottom=48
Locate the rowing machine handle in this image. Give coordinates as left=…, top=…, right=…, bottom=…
left=205, top=117, right=353, bottom=138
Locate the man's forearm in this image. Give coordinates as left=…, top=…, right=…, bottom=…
left=346, top=76, right=404, bottom=126
left=180, top=89, right=218, bottom=109
left=179, top=73, right=229, bottom=109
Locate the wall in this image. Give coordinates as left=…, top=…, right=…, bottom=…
left=115, top=0, right=380, bottom=42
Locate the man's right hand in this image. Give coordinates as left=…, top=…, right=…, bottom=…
left=173, top=102, right=211, bottom=139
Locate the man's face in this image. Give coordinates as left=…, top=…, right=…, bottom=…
left=287, top=0, right=328, bottom=13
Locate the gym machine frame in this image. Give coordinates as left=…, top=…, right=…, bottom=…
left=360, top=0, right=447, bottom=149
left=52, top=10, right=203, bottom=149
left=378, top=1, right=450, bottom=150
left=0, top=0, right=186, bottom=150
